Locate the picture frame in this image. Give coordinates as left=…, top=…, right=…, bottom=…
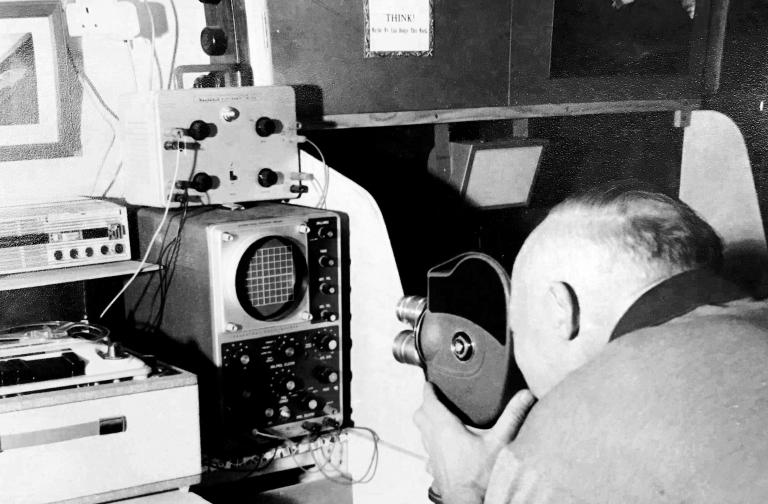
left=0, top=0, right=80, bottom=161
left=363, top=0, right=434, bottom=58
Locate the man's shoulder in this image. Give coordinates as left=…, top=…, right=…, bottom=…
left=509, top=298, right=768, bottom=502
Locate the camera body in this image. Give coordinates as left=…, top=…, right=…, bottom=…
left=394, top=253, right=526, bottom=428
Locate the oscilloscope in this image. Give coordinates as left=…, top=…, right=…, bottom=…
left=125, top=203, right=349, bottom=450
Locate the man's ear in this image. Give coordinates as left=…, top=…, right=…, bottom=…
left=546, top=281, right=580, bottom=341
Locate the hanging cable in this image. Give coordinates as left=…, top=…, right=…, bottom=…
left=302, top=138, right=330, bottom=209
left=99, top=144, right=183, bottom=319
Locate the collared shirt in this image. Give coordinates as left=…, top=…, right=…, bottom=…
left=486, top=271, right=768, bottom=504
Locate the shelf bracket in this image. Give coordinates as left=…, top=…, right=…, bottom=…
left=428, top=123, right=452, bottom=181
left=674, top=110, right=692, bottom=129
left=512, top=119, right=529, bottom=138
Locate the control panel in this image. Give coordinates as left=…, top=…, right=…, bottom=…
left=0, top=200, right=131, bottom=275
left=307, top=217, right=341, bottom=324
left=221, top=326, right=344, bottom=439
left=119, top=86, right=304, bottom=208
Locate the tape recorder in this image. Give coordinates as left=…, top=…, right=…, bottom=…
left=126, top=202, right=350, bottom=451
left=0, top=199, right=130, bottom=275
left=0, top=321, right=201, bottom=503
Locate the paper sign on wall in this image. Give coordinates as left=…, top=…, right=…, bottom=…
left=364, top=0, right=433, bottom=57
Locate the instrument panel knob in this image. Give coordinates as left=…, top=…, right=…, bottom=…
left=318, top=255, right=336, bottom=268
left=319, top=283, right=337, bottom=295
left=303, top=395, right=320, bottom=411
left=187, top=120, right=212, bottom=141
left=200, top=27, right=228, bottom=56
left=255, top=117, right=278, bottom=137
left=317, top=226, right=335, bottom=239
left=258, top=168, right=279, bottom=188
left=318, top=333, right=339, bottom=351
left=280, top=376, right=302, bottom=393
left=190, top=172, right=214, bottom=192
left=315, top=366, right=339, bottom=384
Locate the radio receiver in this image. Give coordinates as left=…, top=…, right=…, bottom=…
left=0, top=199, right=130, bottom=275
left=120, top=86, right=304, bottom=208
left=126, top=203, right=349, bottom=451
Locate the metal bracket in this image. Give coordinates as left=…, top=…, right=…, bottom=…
left=674, top=110, right=692, bottom=129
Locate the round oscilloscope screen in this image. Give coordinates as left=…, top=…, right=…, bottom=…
left=235, top=236, right=308, bottom=321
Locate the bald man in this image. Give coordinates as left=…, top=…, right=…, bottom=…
left=414, top=186, right=768, bottom=503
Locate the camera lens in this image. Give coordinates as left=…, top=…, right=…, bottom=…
left=392, top=330, right=422, bottom=366
left=395, top=295, right=427, bottom=327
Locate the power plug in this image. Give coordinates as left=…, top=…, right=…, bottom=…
left=66, top=0, right=140, bottom=40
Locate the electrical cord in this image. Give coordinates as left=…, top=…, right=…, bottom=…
left=302, top=139, right=330, bottom=209
left=65, top=44, right=119, bottom=122
left=99, top=144, right=184, bottom=319
left=253, top=425, right=380, bottom=485
left=167, top=0, right=180, bottom=90
left=143, top=0, right=158, bottom=89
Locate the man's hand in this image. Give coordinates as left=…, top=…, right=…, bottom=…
left=413, top=383, right=536, bottom=504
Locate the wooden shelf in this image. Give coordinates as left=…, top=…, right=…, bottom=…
left=0, top=261, right=160, bottom=291
left=300, top=99, right=701, bottom=130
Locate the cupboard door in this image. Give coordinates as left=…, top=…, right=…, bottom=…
left=510, top=0, right=719, bottom=105
left=269, top=0, right=512, bottom=115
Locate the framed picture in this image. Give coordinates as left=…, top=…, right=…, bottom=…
left=0, top=0, right=80, bottom=161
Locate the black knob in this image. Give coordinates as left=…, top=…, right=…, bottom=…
left=85, top=247, right=94, bottom=257
left=279, top=343, right=302, bottom=360
left=100, top=246, right=109, bottom=255
left=318, top=255, right=336, bottom=268
left=70, top=249, right=79, bottom=259
left=255, top=117, right=278, bottom=137
left=54, top=250, right=63, bottom=260
left=200, top=27, right=228, bottom=56
left=115, top=243, right=125, bottom=254
left=198, top=0, right=221, bottom=3
left=187, top=120, right=212, bottom=141
left=302, top=395, right=321, bottom=411
left=258, top=168, right=279, bottom=187
left=317, top=226, right=336, bottom=239
left=319, top=283, right=337, bottom=295
left=190, top=172, right=214, bottom=192
left=280, top=376, right=303, bottom=394
left=320, top=310, right=339, bottom=323
left=318, top=333, right=339, bottom=351
left=316, top=366, right=339, bottom=384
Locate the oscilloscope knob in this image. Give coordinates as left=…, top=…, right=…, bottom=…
left=280, top=377, right=302, bottom=394
left=315, top=366, right=339, bottom=384
left=319, top=283, right=337, bottom=295
left=302, top=395, right=321, bottom=411
left=317, top=333, right=339, bottom=352
left=319, top=310, right=339, bottom=323
left=258, top=168, right=279, bottom=188
left=317, top=226, right=336, bottom=239
left=318, top=255, right=336, bottom=268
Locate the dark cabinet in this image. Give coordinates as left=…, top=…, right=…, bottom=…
left=265, top=0, right=727, bottom=119
left=510, top=0, right=724, bottom=105
left=268, top=0, right=512, bottom=115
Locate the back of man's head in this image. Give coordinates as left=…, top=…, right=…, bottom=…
left=548, top=182, right=723, bottom=281
left=510, top=182, right=724, bottom=395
